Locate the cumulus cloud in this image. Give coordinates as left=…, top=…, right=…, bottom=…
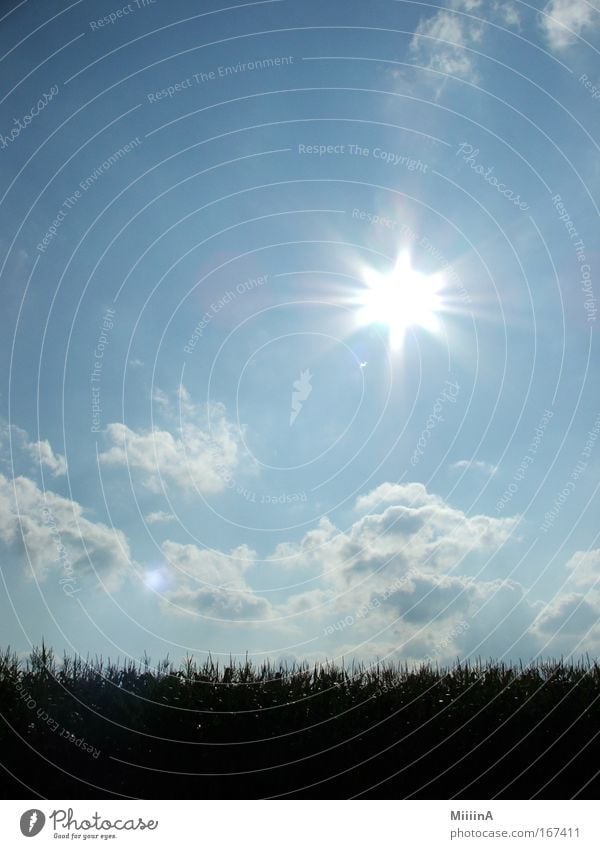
left=0, top=421, right=67, bottom=477
left=565, top=549, right=600, bottom=589
left=264, top=482, right=524, bottom=662
left=168, top=584, right=271, bottom=619
left=540, top=0, right=600, bottom=51
left=2, top=446, right=591, bottom=661
left=99, top=386, right=249, bottom=494
left=533, top=593, right=600, bottom=637
left=382, top=575, right=538, bottom=662
left=272, top=482, right=518, bottom=595
left=354, top=482, right=439, bottom=513
left=383, top=571, right=474, bottom=624
left=0, top=472, right=131, bottom=590
left=151, top=479, right=523, bottom=642
left=160, top=539, right=271, bottom=620
left=528, top=549, right=600, bottom=655
left=26, top=439, right=67, bottom=476
left=317, top=572, right=538, bottom=665
left=334, top=494, right=517, bottom=587
left=264, top=481, right=600, bottom=662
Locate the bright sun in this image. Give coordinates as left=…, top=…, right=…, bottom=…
left=356, top=252, right=444, bottom=349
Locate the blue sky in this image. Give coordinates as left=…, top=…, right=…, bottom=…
left=1, top=0, right=599, bottom=667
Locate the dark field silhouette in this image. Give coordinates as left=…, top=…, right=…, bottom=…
left=1, top=646, right=599, bottom=799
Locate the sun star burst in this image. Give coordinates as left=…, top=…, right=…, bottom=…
left=356, top=252, right=444, bottom=349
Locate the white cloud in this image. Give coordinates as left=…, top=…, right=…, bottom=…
left=526, top=549, right=600, bottom=654
left=271, top=482, right=518, bottom=594
left=540, top=0, right=600, bottom=51
left=160, top=539, right=271, bottom=620
left=161, top=539, right=255, bottom=586
left=379, top=571, right=475, bottom=624
left=533, top=593, right=600, bottom=637
left=333, top=497, right=517, bottom=587
left=151, top=480, right=523, bottom=642
left=0, top=421, right=67, bottom=477
left=26, top=439, right=67, bottom=476
left=449, top=0, right=483, bottom=11
left=151, top=387, right=170, bottom=410
left=0, top=472, right=131, bottom=590
left=99, top=387, right=249, bottom=494
left=408, top=0, right=528, bottom=92
left=564, top=549, right=600, bottom=590
left=354, top=482, right=439, bottom=513
left=168, top=583, right=271, bottom=619
left=493, top=1, right=521, bottom=28
left=267, top=483, right=522, bottom=659
left=449, top=459, right=498, bottom=476
left=145, top=510, right=175, bottom=525
left=409, top=8, right=483, bottom=85
left=263, top=481, right=600, bottom=662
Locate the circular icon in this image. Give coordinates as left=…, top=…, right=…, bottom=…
left=19, top=810, right=45, bottom=837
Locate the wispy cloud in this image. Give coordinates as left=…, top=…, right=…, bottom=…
left=493, top=1, right=521, bottom=28
left=145, top=510, right=175, bottom=525
left=540, top=0, right=600, bottom=52
left=408, top=0, right=527, bottom=94
left=409, top=1, right=484, bottom=87
left=449, top=459, right=498, bottom=476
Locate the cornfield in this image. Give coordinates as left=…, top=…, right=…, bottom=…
left=1, top=645, right=599, bottom=798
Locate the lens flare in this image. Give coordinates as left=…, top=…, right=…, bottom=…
left=355, top=252, right=444, bottom=349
